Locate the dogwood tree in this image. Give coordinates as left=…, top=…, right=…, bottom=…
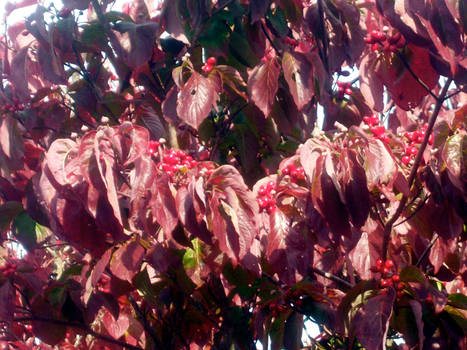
left=0, top=0, right=466, bottom=349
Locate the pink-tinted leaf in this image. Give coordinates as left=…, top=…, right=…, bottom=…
left=161, top=0, right=189, bottom=44
left=161, top=85, right=179, bottom=123
left=207, top=165, right=259, bottom=267
left=37, top=43, right=67, bottom=85
left=91, top=248, right=112, bottom=287
left=429, top=237, right=448, bottom=274
left=0, top=282, right=14, bottom=322
left=114, top=21, right=157, bottom=69
left=359, top=54, right=384, bottom=112
left=348, top=232, right=380, bottom=280
left=409, top=299, right=425, bottom=348
left=353, top=288, right=395, bottom=350
left=152, top=174, right=178, bottom=239
left=282, top=52, right=315, bottom=110
left=248, top=58, right=280, bottom=117
left=10, top=47, right=30, bottom=100
left=137, top=104, right=166, bottom=140
left=441, top=133, right=466, bottom=179
left=31, top=298, right=67, bottom=345
left=94, top=128, right=123, bottom=227
left=343, top=150, right=370, bottom=228
left=176, top=71, right=218, bottom=129
left=45, top=139, right=78, bottom=188
left=103, top=310, right=130, bottom=339
left=365, top=139, right=397, bottom=188
left=375, top=45, right=439, bottom=110
left=110, top=240, right=145, bottom=283
left=129, top=156, right=157, bottom=232
left=0, top=115, right=25, bottom=170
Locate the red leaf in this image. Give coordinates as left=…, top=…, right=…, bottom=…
left=152, top=174, right=178, bottom=239
left=103, top=310, right=130, bottom=340
left=207, top=165, right=259, bottom=267
left=10, top=47, right=30, bottom=100
left=114, top=21, right=158, bottom=69
left=0, top=115, right=25, bottom=170
left=353, top=288, right=395, bottom=350
left=0, top=282, right=14, bottom=322
left=137, top=104, right=166, bottom=140
left=359, top=54, right=384, bottom=112
left=409, top=300, right=425, bottom=348
left=110, top=240, right=145, bottom=283
left=348, top=232, right=380, bottom=280
left=161, top=86, right=179, bottom=123
left=282, top=52, right=315, bottom=110
left=247, top=58, right=280, bottom=117
left=176, top=71, right=218, bottom=129
left=364, top=139, right=397, bottom=188
left=91, top=248, right=112, bottom=287
left=375, top=45, right=439, bottom=110
left=342, top=150, right=370, bottom=228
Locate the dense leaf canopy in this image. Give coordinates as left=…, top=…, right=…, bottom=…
left=0, top=0, right=466, bottom=349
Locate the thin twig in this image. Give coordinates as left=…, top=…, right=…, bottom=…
left=395, top=51, right=439, bottom=102
left=127, top=293, right=165, bottom=350
left=415, top=233, right=439, bottom=267
left=261, top=22, right=281, bottom=58
left=12, top=316, right=143, bottom=350
left=382, top=78, right=452, bottom=259
left=394, top=194, right=430, bottom=227
left=444, top=89, right=461, bottom=101
left=311, top=268, right=353, bottom=289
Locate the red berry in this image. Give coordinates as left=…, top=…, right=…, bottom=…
left=202, top=64, right=213, bottom=73
left=363, top=116, right=372, bottom=125
left=267, top=204, right=276, bottom=214
left=364, top=36, right=373, bottom=44
left=406, top=146, right=418, bottom=156
left=376, top=259, right=383, bottom=267
left=380, top=135, right=391, bottom=143
left=371, top=43, right=379, bottom=51
left=396, top=291, right=404, bottom=298
left=380, top=279, right=391, bottom=288
left=392, top=274, right=400, bottom=282
left=384, top=260, right=394, bottom=268
left=371, top=126, right=386, bottom=137
left=258, top=185, right=267, bottom=196
left=382, top=267, right=391, bottom=276
left=371, top=30, right=381, bottom=39
left=345, top=87, right=353, bottom=95
left=206, top=57, right=217, bottom=65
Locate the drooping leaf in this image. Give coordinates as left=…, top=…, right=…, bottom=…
left=353, top=288, right=396, bottom=350
left=103, top=309, right=130, bottom=339
left=12, top=211, right=51, bottom=250
left=359, top=54, right=384, bottom=112
left=110, top=240, right=145, bottom=283
left=282, top=52, right=315, bottom=110
left=248, top=58, right=280, bottom=117
left=113, top=21, right=158, bottom=69
left=176, top=71, right=218, bottom=129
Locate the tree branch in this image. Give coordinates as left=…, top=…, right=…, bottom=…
left=261, top=22, right=281, bottom=58
left=415, top=233, right=439, bottom=267
left=127, top=293, right=166, bottom=350
left=382, top=78, right=452, bottom=258
left=311, top=268, right=353, bottom=289
left=12, top=316, right=143, bottom=350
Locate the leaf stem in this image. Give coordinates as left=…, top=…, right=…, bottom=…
left=261, top=22, right=282, bottom=58
left=311, top=268, right=353, bottom=289
left=382, top=78, right=452, bottom=259
left=415, top=233, right=439, bottom=267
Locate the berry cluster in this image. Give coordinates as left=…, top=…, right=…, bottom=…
left=284, top=37, right=298, bottom=47
left=371, top=259, right=404, bottom=296
left=202, top=57, right=217, bottom=73
left=401, top=123, right=433, bottom=165
left=157, top=148, right=198, bottom=178
left=257, top=181, right=277, bottom=214
left=1, top=98, right=24, bottom=113
left=364, top=30, right=406, bottom=53
left=363, top=114, right=390, bottom=143
left=281, top=163, right=305, bottom=183
left=0, top=258, right=18, bottom=278
left=148, top=140, right=160, bottom=155
left=336, top=81, right=352, bottom=99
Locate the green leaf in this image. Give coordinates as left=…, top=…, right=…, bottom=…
left=133, top=268, right=158, bottom=305
left=441, top=133, right=466, bottom=178
left=266, top=7, right=288, bottom=38
left=0, top=201, right=23, bottom=232
left=12, top=211, right=51, bottom=250
left=229, top=31, right=259, bottom=68
left=81, top=23, right=107, bottom=48
left=448, top=293, right=467, bottom=310
left=399, top=266, right=427, bottom=284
